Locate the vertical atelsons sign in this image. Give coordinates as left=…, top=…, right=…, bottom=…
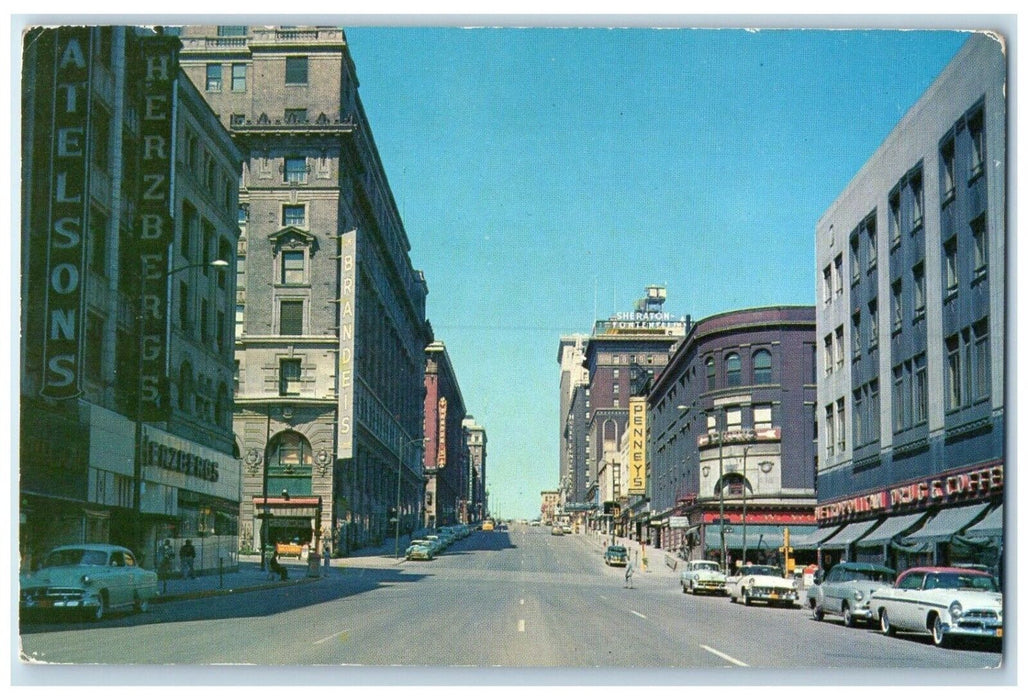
left=137, top=35, right=179, bottom=420
left=41, top=27, right=92, bottom=399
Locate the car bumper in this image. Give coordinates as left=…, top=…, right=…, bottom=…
left=748, top=589, right=798, bottom=602
left=693, top=581, right=726, bottom=591
left=607, top=560, right=627, bottom=566
left=21, top=590, right=100, bottom=614
left=948, top=619, right=1004, bottom=639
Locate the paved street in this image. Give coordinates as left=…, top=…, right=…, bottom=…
left=18, top=525, right=1003, bottom=676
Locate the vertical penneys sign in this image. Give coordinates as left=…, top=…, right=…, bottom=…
left=137, top=35, right=180, bottom=420
left=337, top=230, right=357, bottom=459
left=41, top=27, right=92, bottom=399
left=628, top=397, right=647, bottom=495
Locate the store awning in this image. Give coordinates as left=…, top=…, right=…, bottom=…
left=819, top=520, right=879, bottom=549
left=963, top=505, right=1003, bottom=539
left=789, top=525, right=843, bottom=549
left=903, top=503, right=992, bottom=544
left=704, top=524, right=817, bottom=550
left=855, top=512, right=930, bottom=549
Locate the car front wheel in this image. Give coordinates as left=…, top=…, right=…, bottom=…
left=92, top=591, right=108, bottom=621
left=813, top=605, right=825, bottom=621
left=743, top=589, right=751, bottom=606
left=133, top=591, right=150, bottom=613
left=880, top=609, right=896, bottom=636
left=843, top=604, right=855, bottom=627
left=931, top=616, right=950, bottom=648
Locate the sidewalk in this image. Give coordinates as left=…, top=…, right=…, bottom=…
left=588, top=530, right=682, bottom=584
left=153, top=530, right=430, bottom=604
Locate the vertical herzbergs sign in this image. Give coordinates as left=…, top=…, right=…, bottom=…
left=137, top=36, right=179, bottom=420
left=41, top=27, right=92, bottom=399
left=628, top=397, right=646, bottom=495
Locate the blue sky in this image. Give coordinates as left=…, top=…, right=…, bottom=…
left=344, top=26, right=970, bottom=520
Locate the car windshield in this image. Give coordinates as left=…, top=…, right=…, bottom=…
left=847, top=569, right=894, bottom=582
left=924, top=572, right=999, bottom=592
left=608, top=547, right=627, bottom=554
left=694, top=562, right=720, bottom=571
left=741, top=566, right=780, bottom=577
left=41, top=548, right=109, bottom=567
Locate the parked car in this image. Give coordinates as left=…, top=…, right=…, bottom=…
left=405, top=541, right=434, bottom=561
left=20, top=544, right=159, bottom=621
left=562, top=525, right=573, bottom=534
left=550, top=526, right=564, bottom=536
left=726, top=564, right=799, bottom=607
left=482, top=521, right=495, bottom=531
left=870, top=566, right=1003, bottom=647
left=604, top=545, right=629, bottom=567
left=808, top=562, right=895, bottom=626
left=680, top=560, right=727, bottom=595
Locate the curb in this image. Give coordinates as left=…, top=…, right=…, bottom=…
left=154, top=573, right=315, bottom=604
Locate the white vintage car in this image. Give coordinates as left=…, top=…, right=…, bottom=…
left=20, top=544, right=159, bottom=621
left=726, top=564, right=799, bottom=607
left=809, top=562, right=896, bottom=626
left=680, top=560, right=727, bottom=595
left=870, top=566, right=1003, bottom=647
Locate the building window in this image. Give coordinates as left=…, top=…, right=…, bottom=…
left=946, top=334, right=962, bottom=410
left=853, top=389, right=864, bottom=446
left=283, top=204, right=306, bottom=227
left=235, top=303, right=245, bottom=339
left=85, top=312, right=104, bottom=382
left=216, top=310, right=226, bottom=353
left=725, top=353, right=741, bottom=387
left=823, top=334, right=833, bottom=376
left=941, top=137, right=956, bottom=202
left=836, top=398, right=846, bottom=452
left=284, top=157, right=307, bottom=184
left=849, top=234, right=860, bottom=285
left=279, top=300, right=304, bottom=336
left=230, top=63, right=247, bottom=92
left=891, top=280, right=903, bottom=332
left=944, top=236, right=959, bottom=294
left=889, top=190, right=901, bottom=246
left=753, top=349, right=772, bottom=384
left=218, top=239, right=231, bottom=288
left=913, top=262, right=926, bottom=318
left=822, top=265, right=832, bottom=305
left=866, top=217, right=878, bottom=271
left=972, top=216, right=988, bottom=280
left=178, top=362, right=193, bottom=412
left=825, top=404, right=835, bottom=458
left=200, top=299, right=210, bottom=344
left=725, top=407, right=742, bottom=432
left=285, top=56, right=308, bottom=85
left=179, top=281, right=190, bottom=331
left=206, top=64, right=222, bottom=91
left=89, top=209, right=107, bottom=274
left=969, top=109, right=985, bottom=178
left=868, top=298, right=879, bottom=349
left=851, top=311, right=862, bottom=359
left=705, top=357, right=715, bottom=391
left=280, top=358, right=302, bottom=396
left=217, top=25, right=247, bottom=36
left=281, top=250, right=305, bottom=285
left=834, top=326, right=844, bottom=370
left=833, top=255, right=843, bottom=298
left=753, top=404, right=772, bottom=431
left=913, top=353, right=928, bottom=425
left=974, top=319, right=990, bottom=401
left=284, top=108, right=308, bottom=124
left=910, top=170, right=924, bottom=230
left=893, top=364, right=906, bottom=432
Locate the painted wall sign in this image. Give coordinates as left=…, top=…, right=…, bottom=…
left=41, top=27, right=92, bottom=399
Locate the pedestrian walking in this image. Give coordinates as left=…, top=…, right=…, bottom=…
left=158, top=539, right=175, bottom=578
left=322, top=541, right=331, bottom=576
left=624, top=559, right=634, bottom=589
left=179, top=539, right=196, bottom=579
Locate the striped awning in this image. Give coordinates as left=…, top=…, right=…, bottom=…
left=902, top=503, right=991, bottom=544
left=819, top=520, right=879, bottom=549
left=855, top=512, right=930, bottom=548
left=964, top=505, right=1003, bottom=539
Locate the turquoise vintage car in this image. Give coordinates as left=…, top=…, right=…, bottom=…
left=21, top=544, right=159, bottom=621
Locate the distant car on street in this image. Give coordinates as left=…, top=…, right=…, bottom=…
left=680, top=560, right=727, bottom=595
left=550, top=526, right=564, bottom=536
left=808, top=562, right=895, bottom=626
left=604, top=545, right=629, bottom=567
left=870, top=566, right=1003, bottom=647
left=20, top=544, right=159, bottom=621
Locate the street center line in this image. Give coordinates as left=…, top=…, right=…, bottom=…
left=518, top=619, right=525, bottom=632
left=313, top=629, right=351, bottom=645
left=700, top=644, right=749, bottom=667
left=630, top=610, right=647, bottom=619
left=520, top=599, right=524, bottom=605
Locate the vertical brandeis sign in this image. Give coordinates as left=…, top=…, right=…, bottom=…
left=137, top=35, right=179, bottom=420
left=41, top=27, right=92, bottom=399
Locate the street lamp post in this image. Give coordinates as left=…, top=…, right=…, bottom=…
left=740, top=443, right=753, bottom=565
left=395, top=437, right=425, bottom=559
left=133, top=258, right=229, bottom=561
left=716, top=415, right=727, bottom=574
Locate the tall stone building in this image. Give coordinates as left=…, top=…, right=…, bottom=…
left=463, top=415, right=488, bottom=523
left=557, top=334, right=589, bottom=507
left=423, top=341, right=467, bottom=528
left=814, top=34, right=1005, bottom=575
left=20, top=27, right=243, bottom=570
left=175, top=25, right=432, bottom=553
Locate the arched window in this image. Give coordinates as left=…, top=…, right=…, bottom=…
left=705, top=357, right=716, bottom=390
left=725, top=353, right=741, bottom=387
left=753, top=349, right=772, bottom=384
left=265, top=431, right=313, bottom=496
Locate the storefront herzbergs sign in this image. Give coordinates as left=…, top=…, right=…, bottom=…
left=815, top=461, right=1003, bottom=522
